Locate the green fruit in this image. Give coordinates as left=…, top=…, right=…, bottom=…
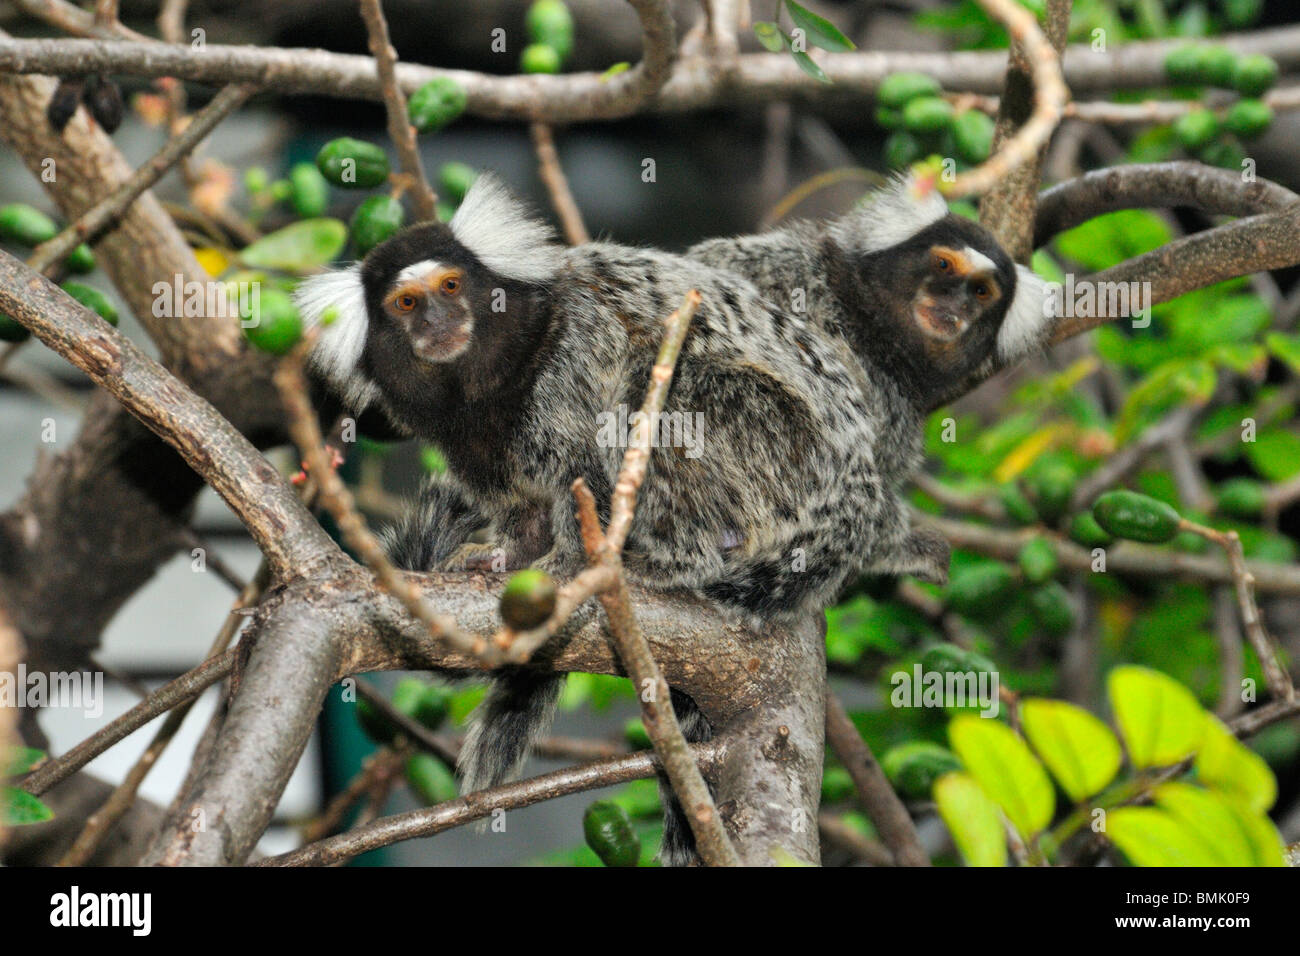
left=412, top=685, right=452, bottom=731
left=883, top=131, right=921, bottom=169
left=920, top=642, right=998, bottom=679
left=437, top=162, right=477, bottom=203
left=624, top=718, right=652, bottom=750
left=1068, top=512, right=1113, bottom=548
left=289, top=161, right=330, bottom=218
left=1216, top=478, right=1266, bottom=518
left=1173, top=529, right=1210, bottom=554
left=1222, top=0, right=1263, bottom=29
left=0, top=203, right=57, bottom=246
left=952, top=109, right=995, bottom=164
left=406, top=753, right=459, bottom=805
left=1231, top=54, right=1278, bottom=97
left=1173, top=108, right=1220, bottom=150
left=315, top=137, right=390, bottom=188
left=945, top=564, right=1014, bottom=619
left=240, top=287, right=303, bottom=355
left=355, top=697, right=400, bottom=745
left=1028, top=581, right=1074, bottom=637
left=874, top=105, right=904, bottom=130
left=582, top=800, right=640, bottom=867
left=1198, top=139, right=1247, bottom=170
left=902, top=96, right=954, bottom=134
left=500, top=568, right=557, bottom=629
left=61, top=281, right=118, bottom=326
left=1025, top=458, right=1077, bottom=526
left=350, top=195, right=406, bottom=256
left=64, top=243, right=96, bottom=274
left=408, top=77, right=468, bottom=133
left=999, top=484, right=1038, bottom=526
left=1197, top=46, right=1238, bottom=88
left=391, top=677, right=428, bottom=718
left=881, top=741, right=961, bottom=799
left=436, top=201, right=457, bottom=222
left=525, top=0, right=574, bottom=62
left=0, top=313, right=31, bottom=343
left=878, top=72, right=942, bottom=110
left=1018, top=537, right=1058, bottom=584
left=520, top=43, right=562, bottom=75
left=1223, top=98, right=1273, bottom=139
left=1092, top=490, right=1182, bottom=543
left=1164, top=45, right=1204, bottom=85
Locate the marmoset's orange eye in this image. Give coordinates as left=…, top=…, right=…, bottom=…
left=440, top=275, right=461, bottom=296
left=395, top=294, right=418, bottom=312
left=973, top=281, right=991, bottom=300
left=935, top=255, right=952, bottom=272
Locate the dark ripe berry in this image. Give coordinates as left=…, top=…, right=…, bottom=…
left=85, top=75, right=125, bottom=133
left=46, top=78, right=84, bottom=133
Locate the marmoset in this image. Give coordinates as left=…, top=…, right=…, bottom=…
left=294, top=173, right=1050, bottom=865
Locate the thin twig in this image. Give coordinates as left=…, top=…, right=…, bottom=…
left=530, top=122, right=589, bottom=245
left=28, top=82, right=256, bottom=275
left=825, top=690, right=929, bottom=866
left=255, top=739, right=722, bottom=866
left=357, top=0, right=436, bottom=222
left=18, top=650, right=236, bottom=797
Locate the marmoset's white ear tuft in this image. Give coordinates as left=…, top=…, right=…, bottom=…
left=832, top=172, right=950, bottom=255
left=997, top=264, right=1053, bottom=363
left=449, top=174, right=564, bottom=283
left=292, top=264, right=377, bottom=410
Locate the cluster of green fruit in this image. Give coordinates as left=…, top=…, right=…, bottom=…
left=875, top=72, right=995, bottom=171
left=519, top=0, right=575, bottom=75
left=1163, top=46, right=1278, bottom=168
left=354, top=677, right=460, bottom=806
left=0, top=204, right=114, bottom=342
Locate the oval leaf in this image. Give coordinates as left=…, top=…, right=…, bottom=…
left=1020, top=699, right=1122, bottom=802
left=1, top=786, right=54, bottom=826
left=752, top=21, right=786, bottom=53
left=1153, top=783, right=1256, bottom=866
left=240, top=218, right=347, bottom=273
left=933, top=772, right=1006, bottom=867
left=1195, top=714, right=1276, bottom=813
left=1107, top=665, right=1205, bottom=769
left=949, top=715, right=1054, bottom=838
left=1106, top=807, right=1220, bottom=866
left=1221, top=797, right=1285, bottom=867
left=784, top=0, right=856, bottom=51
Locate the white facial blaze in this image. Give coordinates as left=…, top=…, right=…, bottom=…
left=291, top=263, right=377, bottom=410
left=396, top=260, right=444, bottom=285
left=834, top=172, right=949, bottom=255
left=449, top=174, right=563, bottom=282
left=998, top=264, right=1053, bottom=363
left=962, top=248, right=998, bottom=276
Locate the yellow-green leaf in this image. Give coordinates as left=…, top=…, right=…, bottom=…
left=1020, top=699, right=1122, bottom=802
left=1106, top=807, right=1220, bottom=866
left=1195, top=714, right=1276, bottom=813
left=933, top=772, right=1006, bottom=867
left=949, top=716, right=1054, bottom=838
left=1220, top=797, right=1285, bottom=866
left=1152, top=783, right=1255, bottom=866
left=239, top=218, right=347, bottom=273
left=1107, top=666, right=1205, bottom=769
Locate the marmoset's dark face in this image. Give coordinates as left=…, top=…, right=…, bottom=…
left=883, top=216, right=1019, bottom=371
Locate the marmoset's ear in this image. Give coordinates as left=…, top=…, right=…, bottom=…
left=829, top=172, right=950, bottom=256
left=997, top=264, right=1054, bottom=364
left=448, top=174, right=564, bottom=283
left=292, top=263, right=377, bottom=410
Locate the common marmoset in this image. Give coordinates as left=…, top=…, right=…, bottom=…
left=294, top=173, right=1051, bottom=865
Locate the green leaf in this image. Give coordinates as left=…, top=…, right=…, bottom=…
left=600, top=61, right=631, bottom=80
left=1116, top=359, right=1214, bottom=443
left=240, top=219, right=347, bottom=273
left=933, top=772, right=1006, bottom=866
left=4, top=746, right=45, bottom=776
left=0, top=786, right=53, bottom=826
left=1107, top=666, right=1206, bottom=769
left=752, top=21, right=786, bottom=52
left=1152, top=783, right=1257, bottom=866
left=1020, top=699, right=1122, bottom=802
left=1106, top=806, right=1221, bottom=866
left=1266, top=332, right=1300, bottom=374
left=948, top=715, right=1054, bottom=838
left=1195, top=714, right=1276, bottom=813
left=1053, top=210, right=1173, bottom=272
left=789, top=48, right=830, bottom=84
left=1245, top=429, right=1300, bottom=481
left=784, top=0, right=856, bottom=52
left=1221, top=797, right=1285, bottom=866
